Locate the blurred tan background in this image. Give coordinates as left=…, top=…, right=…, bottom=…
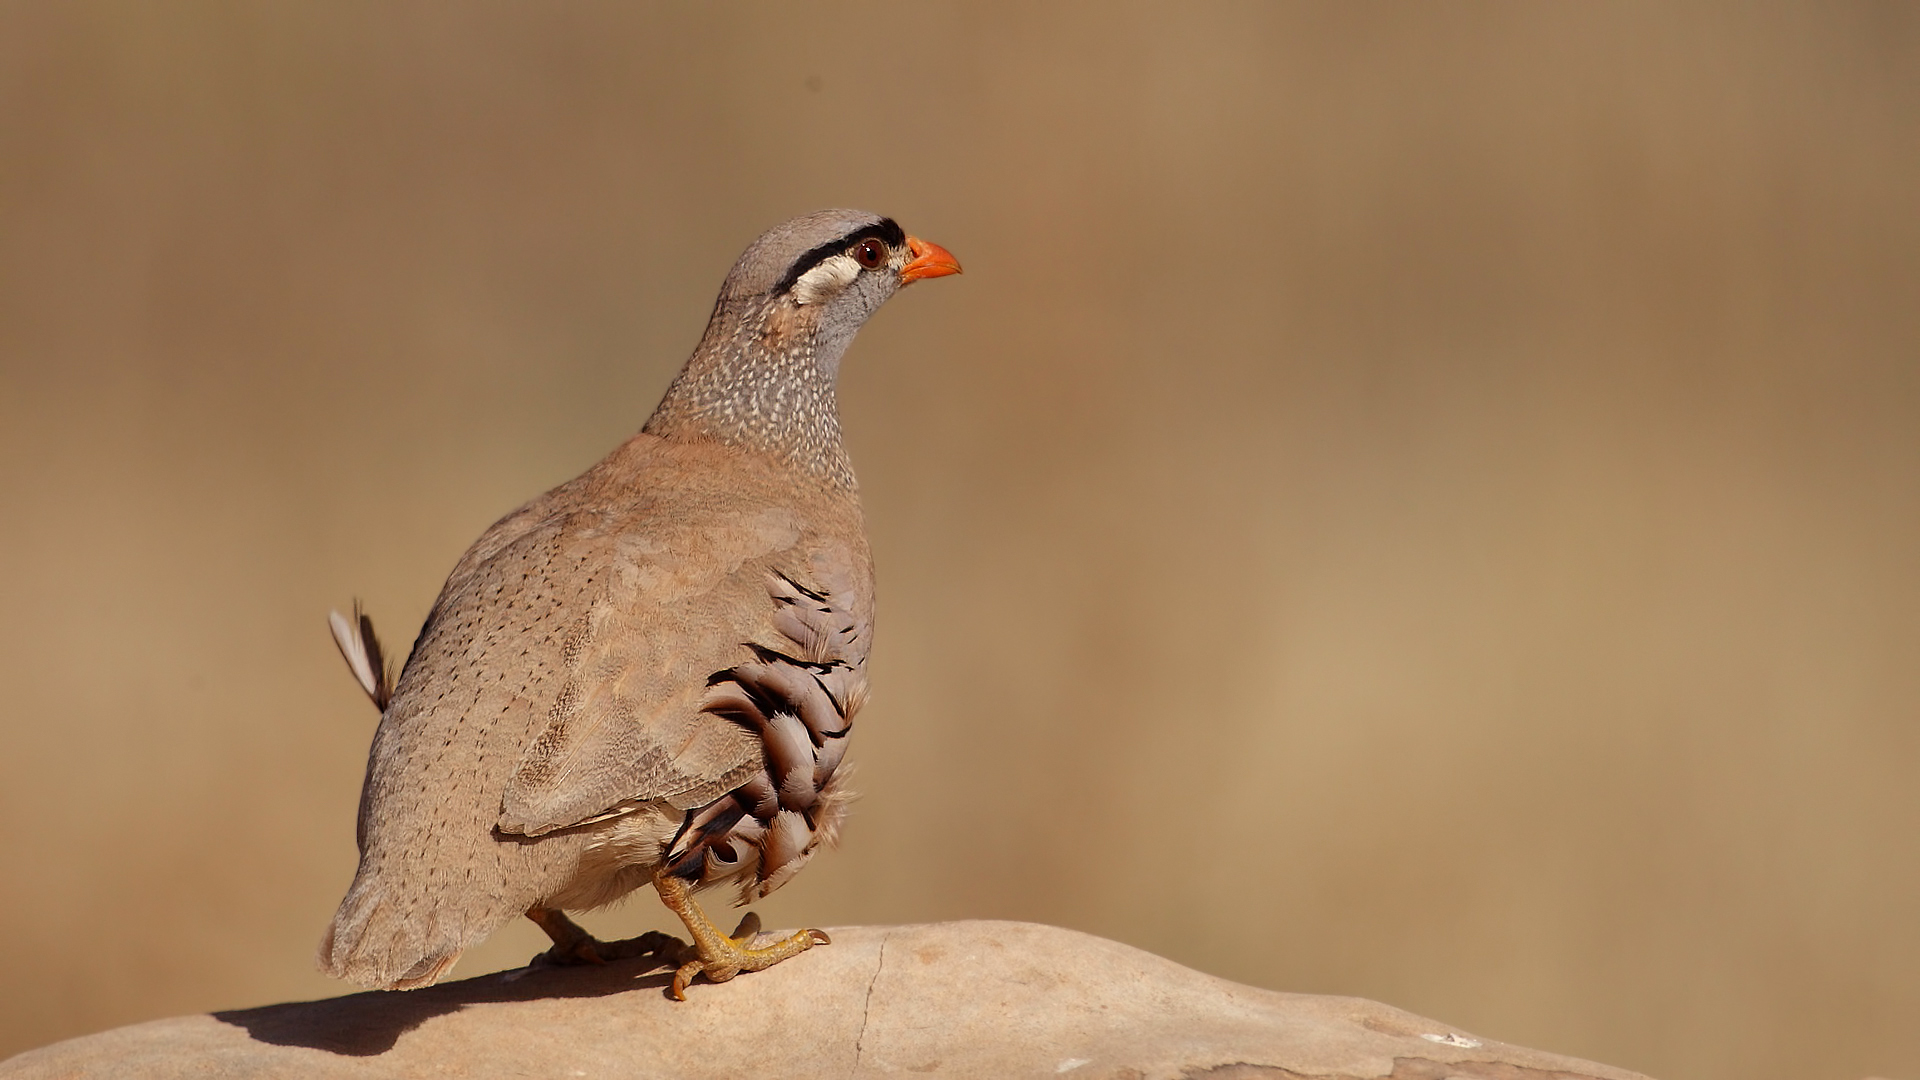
left=1, top=3, right=1915, bottom=1078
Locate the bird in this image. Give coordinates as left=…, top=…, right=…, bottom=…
left=318, top=209, right=960, bottom=998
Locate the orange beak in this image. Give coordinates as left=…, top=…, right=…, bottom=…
left=899, top=236, right=963, bottom=284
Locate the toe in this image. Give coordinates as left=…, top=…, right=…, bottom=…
left=671, top=960, right=700, bottom=1001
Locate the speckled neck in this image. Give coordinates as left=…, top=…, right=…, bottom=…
left=642, top=295, right=858, bottom=492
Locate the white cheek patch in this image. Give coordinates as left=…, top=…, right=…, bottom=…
left=791, top=254, right=861, bottom=305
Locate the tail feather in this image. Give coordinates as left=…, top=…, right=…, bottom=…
left=328, top=602, right=393, bottom=712
left=318, top=879, right=467, bottom=991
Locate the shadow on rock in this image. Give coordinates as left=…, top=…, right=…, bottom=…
left=213, top=951, right=679, bottom=1056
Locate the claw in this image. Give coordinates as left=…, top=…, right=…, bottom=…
left=671, top=959, right=704, bottom=1001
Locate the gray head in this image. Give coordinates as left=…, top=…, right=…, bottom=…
left=709, top=209, right=959, bottom=372
left=644, top=210, right=961, bottom=486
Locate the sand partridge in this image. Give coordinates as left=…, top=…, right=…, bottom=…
left=318, top=210, right=960, bottom=997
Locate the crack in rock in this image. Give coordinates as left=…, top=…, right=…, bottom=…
left=849, top=928, right=891, bottom=1076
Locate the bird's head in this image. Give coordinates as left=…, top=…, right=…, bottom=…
left=647, top=210, right=961, bottom=485
left=717, top=209, right=962, bottom=356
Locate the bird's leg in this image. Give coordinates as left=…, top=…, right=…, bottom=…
left=652, top=868, right=830, bottom=1000
left=527, top=905, right=608, bottom=966
left=527, top=905, right=688, bottom=969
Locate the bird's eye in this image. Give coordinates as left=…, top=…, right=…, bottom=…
left=850, top=238, right=887, bottom=269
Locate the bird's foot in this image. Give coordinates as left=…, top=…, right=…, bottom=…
left=527, top=905, right=610, bottom=967
left=653, top=870, right=829, bottom=1000
left=526, top=905, right=685, bottom=970
left=667, top=922, right=830, bottom=1002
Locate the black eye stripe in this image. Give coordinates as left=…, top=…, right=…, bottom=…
left=773, top=219, right=907, bottom=296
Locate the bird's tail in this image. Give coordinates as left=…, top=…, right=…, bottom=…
left=316, top=871, right=467, bottom=990
left=328, top=602, right=393, bottom=712
left=319, top=605, right=484, bottom=989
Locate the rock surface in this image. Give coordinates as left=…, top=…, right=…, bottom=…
left=3, top=921, right=1651, bottom=1079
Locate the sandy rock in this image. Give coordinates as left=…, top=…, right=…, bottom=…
left=3, top=921, right=1651, bottom=1079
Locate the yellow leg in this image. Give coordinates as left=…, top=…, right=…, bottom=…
left=527, top=905, right=606, bottom=965
left=527, top=905, right=683, bottom=967
left=652, top=869, right=830, bottom=1000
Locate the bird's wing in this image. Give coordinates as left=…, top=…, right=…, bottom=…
left=354, top=435, right=870, bottom=850
left=492, top=495, right=871, bottom=837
